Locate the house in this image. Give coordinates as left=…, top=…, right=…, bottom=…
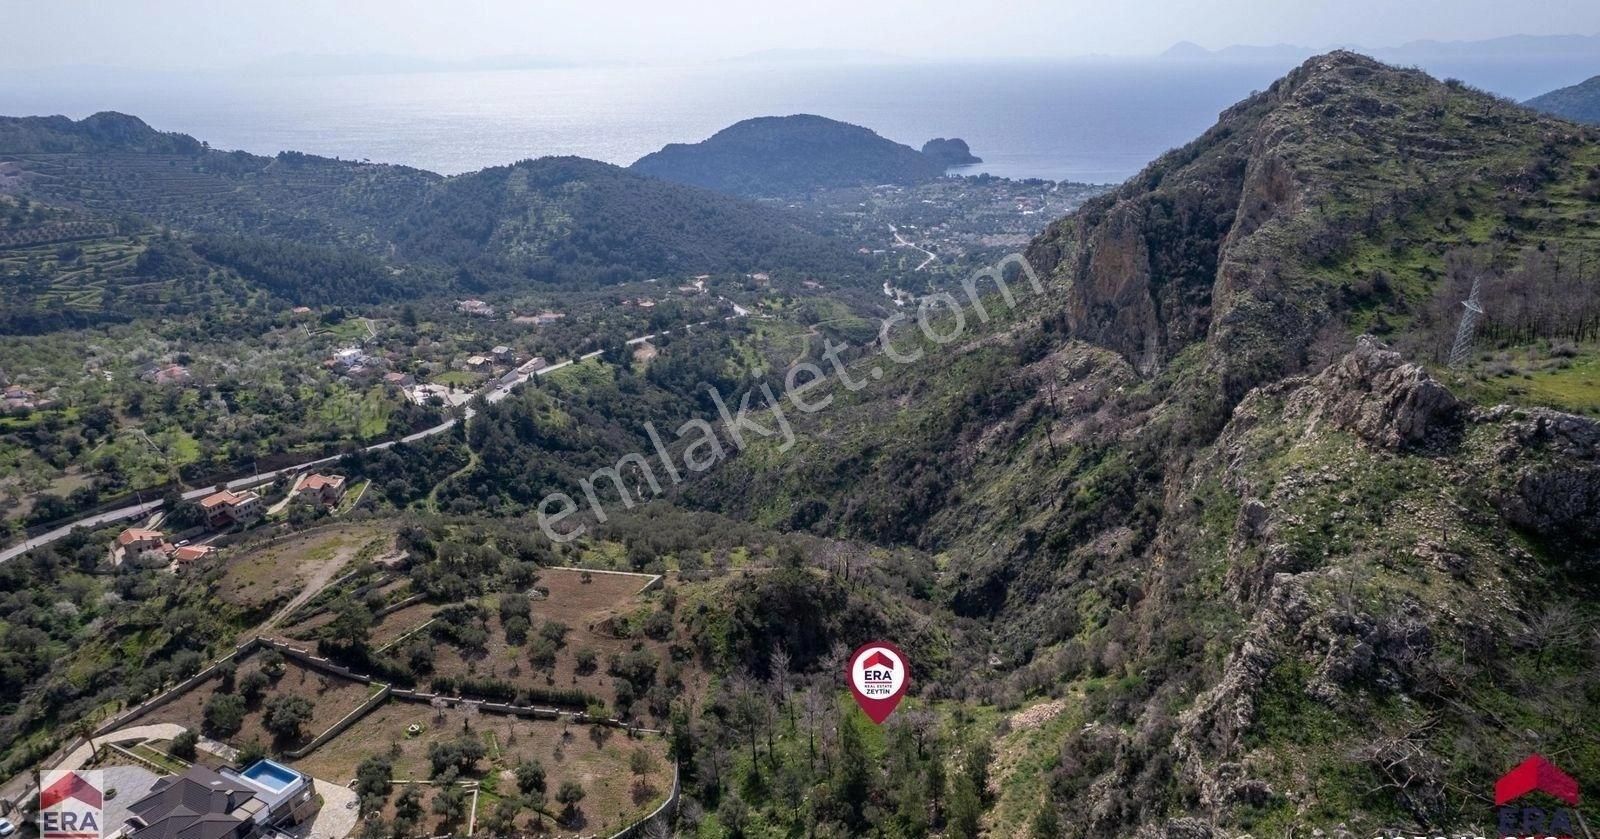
left=457, top=299, right=496, bottom=317
left=382, top=371, right=415, bottom=388
left=200, top=490, right=263, bottom=528
left=329, top=347, right=364, bottom=369
left=521, top=310, right=564, bottom=326
left=116, top=528, right=167, bottom=554
left=1, top=384, right=45, bottom=412
left=491, top=345, right=514, bottom=361
left=110, top=761, right=317, bottom=839
left=140, top=364, right=192, bottom=386
left=114, top=528, right=171, bottom=564
left=172, top=544, right=217, bottom=565
left=465, top=355, right=492, bottom=370
left=296, top=473, right=346, bottom=507
left=290, top=306, right=313, bottom=316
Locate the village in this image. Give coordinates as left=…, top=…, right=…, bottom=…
left=109, top=469, right=356, bottom=572
left=0, top=270, right=752, bottom=538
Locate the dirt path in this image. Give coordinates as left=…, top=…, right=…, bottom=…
left=425, top=446, right=479, bottom=513
left=257, top=538, right=369, bottom=632
left=789, top=324, right=821, bottom=366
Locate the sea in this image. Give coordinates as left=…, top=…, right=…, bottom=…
left=0, top=55, right=1591, bottom=185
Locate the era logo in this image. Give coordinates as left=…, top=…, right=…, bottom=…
left=1495, top=755, right=1580, bottom=839
left=39, top=770, right=103, bottom=839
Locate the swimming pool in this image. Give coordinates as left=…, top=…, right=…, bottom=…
left=239, top=759, right=302, bottom=793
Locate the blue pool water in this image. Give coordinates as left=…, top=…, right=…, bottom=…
left=239, top=760, right=301, bottom=793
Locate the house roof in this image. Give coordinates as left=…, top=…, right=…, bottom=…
left=301, top=474, right=345, bottom=491
left=200, top=490, right=240, bottom=509
left=173, top=545, right=216, bottom=562
left=118, top=528, right=164, bottom=546
left=200, top=490, right=259, bottom=509
left=125, top=766, right=261, bottom=839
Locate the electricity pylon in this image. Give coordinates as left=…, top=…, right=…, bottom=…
left=1447, top=273, right=1484, bottom=368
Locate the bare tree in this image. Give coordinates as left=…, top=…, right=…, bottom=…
left=801, top=682, right=828, bottom=770
left=768, top=645, right=793, bottom=727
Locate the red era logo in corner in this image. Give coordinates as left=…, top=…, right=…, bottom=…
left=1495, top=755, right=1581, bottom=839
left=1496, top=754, right=1579, bottom=807
left=39, top=769, right=103, bottom=839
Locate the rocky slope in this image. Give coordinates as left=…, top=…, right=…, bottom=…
left=691, top=52, right=1600, bottom=835
left=1027, top=51, right=1595, bottom=423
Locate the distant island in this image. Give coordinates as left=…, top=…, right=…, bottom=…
left=1525, top=74, right=1600, bottom=124
left=921, top=137, right=982, bottom=166
left=629, top=114, right=950, bottom=198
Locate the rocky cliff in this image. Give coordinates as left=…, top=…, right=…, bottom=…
left=1027, top=51, right=1590, bottom=414
left=697, top=52, right=1600, bottom=835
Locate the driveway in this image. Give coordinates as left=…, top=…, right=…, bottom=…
left=292, top=780, right=359, bottom=839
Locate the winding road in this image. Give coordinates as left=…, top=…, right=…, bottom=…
left=889, top=223, right=939, bottom=271
left=0, top=300, right=750, bottom=564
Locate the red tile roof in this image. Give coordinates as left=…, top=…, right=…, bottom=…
left=117, top=528, right=164, bottom=546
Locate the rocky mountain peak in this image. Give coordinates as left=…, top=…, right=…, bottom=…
left=1286, top=336, right=1462, bottom=451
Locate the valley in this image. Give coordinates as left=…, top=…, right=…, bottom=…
left=0, top=41, right=1598, bottom=839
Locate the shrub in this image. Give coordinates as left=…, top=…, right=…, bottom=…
left=515, top=759, right=546, bottom=796
left=203, top=693, right=246, bottom=738
left=263, top=694, right=314, bottom=741
left=169, top=729, right=198, bottom=761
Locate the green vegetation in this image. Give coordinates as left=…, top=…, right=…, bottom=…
left=4, top=51, right=1600, bottom=839
left=630, top=114, right=946, bottom=198
left=1525, top=73, right=1600, bottom=125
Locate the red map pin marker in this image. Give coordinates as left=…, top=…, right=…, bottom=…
left=848, top=641, right=909, bottom=724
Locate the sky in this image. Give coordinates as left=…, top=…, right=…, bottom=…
left=3, top=0, right=1599, bottom=70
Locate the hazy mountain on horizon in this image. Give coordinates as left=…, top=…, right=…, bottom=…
left=1160, top=31, right=1600, bottom=62
left=1158, top=32, right=1600, bottom=99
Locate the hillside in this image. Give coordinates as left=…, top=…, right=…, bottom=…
left=1526, top=73, right=1600, bottom=124
left=0, top=113, right=862, bottom=306
left=389, top=155, right=862, bottom=285
left=922, top=136, right=982, bottom=166
left=0, top=111, right=205, bottom=155
left=629, top=114, right=947, bottom=197
left=0, top=112, right=440, bottom=252
left=685, top=51, right=1600, bottom=835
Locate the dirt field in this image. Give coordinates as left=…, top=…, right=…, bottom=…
left=291, top=701, right=671, bottom=836
left=368, top=601, right=442, bottom=648
left=374, top=783, right=472, bottom=837
left=218, top=525, right=390, bottom=616
left=141, top=655, right=378, bottom=754
left=398, top=568, right=671, bottom=714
